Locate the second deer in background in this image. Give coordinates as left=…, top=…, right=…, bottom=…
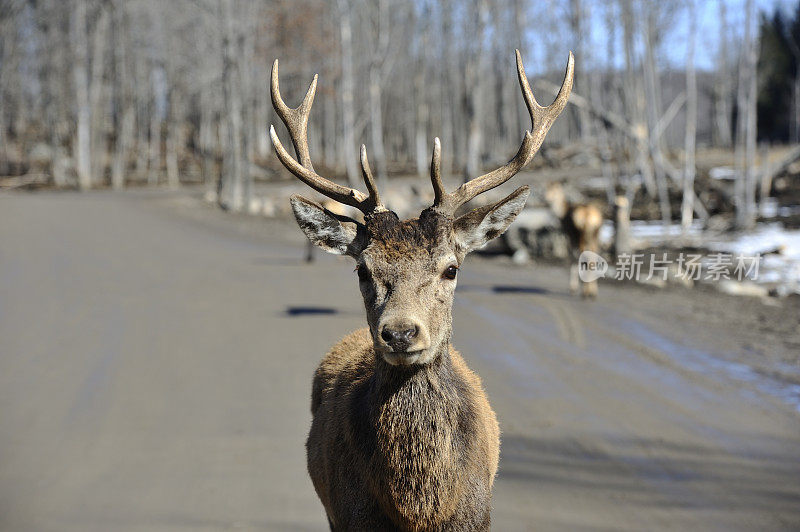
left=544, top=182, right=603, bottom=298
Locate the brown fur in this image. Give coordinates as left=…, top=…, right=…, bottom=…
left=569, top=204, right=603, bottom=254
left=297, top=205, right=519, bottom=530
left=308, top=328, right=499, bottom=531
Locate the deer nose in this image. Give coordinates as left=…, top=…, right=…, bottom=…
left=380, top=324, right=419, bottom=352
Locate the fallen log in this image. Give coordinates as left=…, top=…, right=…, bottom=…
left=0, top=174, right=50, bottom=189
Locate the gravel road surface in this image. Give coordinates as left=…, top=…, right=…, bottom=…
left=1, top=190, right=798, bottom=531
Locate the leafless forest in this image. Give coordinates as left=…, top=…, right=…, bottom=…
left=0, top=0, right=787, bottom=230
left=5, top=2, right=800, bottom=529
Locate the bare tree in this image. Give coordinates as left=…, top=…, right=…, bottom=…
left=336, top=0, right=359, bottom=187
left=0, top=0, right=765, bottom=244
left=365, top=0, right=391, bottom=188
left=111, top=1, right=134, bottom=189
left=619, top=0, right=657, bottom=200
left=735, top=0, right=759, bottom=229
left=569, top=0, right=592, bottom=141
left=89, top=6, right=110, bottom=186
left=218, top=0, right=245, bottom=210
left=463, top=0, right=489, bottom=182
left=682, top=0, right=697, bottom=231
left=713, top=0, right=733, bottom=148
left=643, top=2, right=675, bottom=225
left=71, top=1, right=91, bottom=190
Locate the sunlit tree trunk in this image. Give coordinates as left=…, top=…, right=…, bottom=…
left=365, top=0, right=390, bottom=188
left=71, top=1, right=91, bottom=190
left=682, top=0, right=697, bottom=231
left=40, top=2, right=69, bottom=186
left=643, top=8, right=670, bottom=225
left=337, top=0, right=359, bottom=187
left=570, top=0, right=591, bottom=142
left=464, top=0, right=489, bottom=182
left=165, top=88, right=181, bottom=189
left=713, top=0, right=733, bottom=148
left=219, top=0, right=244, bottom=210
left=0, top=26, right=7, bottom=176
left=111, top=1, right=134, bottom=190
left=148, top=95, right=162, bottom=186
left=620, top=0, right=656, bottom=200
left=440, top=0, right=455, bottom=175
left=736, top=0, right=758, bottom=229
left=89, top=7, right=110, bottom=186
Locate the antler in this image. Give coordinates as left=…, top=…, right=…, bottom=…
left=269, top=60, right=384, bottom=214
left=431, top=50, right=574, bottom=215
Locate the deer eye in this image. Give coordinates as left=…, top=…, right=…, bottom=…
left=442, top=265, right=458, bottom=280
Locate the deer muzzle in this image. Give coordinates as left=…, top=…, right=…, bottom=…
left=376, top=318, right=431, bottom=364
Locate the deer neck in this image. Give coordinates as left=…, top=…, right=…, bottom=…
left=368, top=339, right=466, bottom=525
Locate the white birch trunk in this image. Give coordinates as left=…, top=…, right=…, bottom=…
left=337, top=0, right=359, bottom=187
left=72, top=2, right=91, bottom=190
left=89, top=7, right=109, bottom=186
left=681, top=0, right=697, bottom=231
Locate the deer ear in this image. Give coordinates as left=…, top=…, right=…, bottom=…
left=290, top=195, right=366, bottom=256
left=453, top=186, right=530, bottom=254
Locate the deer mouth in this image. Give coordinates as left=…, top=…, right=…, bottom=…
left=381, top=350, right=425, bottom=366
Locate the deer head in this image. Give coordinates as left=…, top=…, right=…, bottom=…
left=271, top=51, right=573, bottom=366
left=544, top=181, right=569, bottom=218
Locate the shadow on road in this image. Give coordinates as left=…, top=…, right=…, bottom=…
left=492, top=284, right=551, bottom=295
left=285, top=306, right=339, bottom=316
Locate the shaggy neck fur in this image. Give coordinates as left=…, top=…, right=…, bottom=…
left=366, top=339, right=474, bottom=528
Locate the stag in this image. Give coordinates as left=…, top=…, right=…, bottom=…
left=270, top=50, right=573, bottom=530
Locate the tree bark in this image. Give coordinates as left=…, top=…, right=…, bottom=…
left=620, top=0, right=656, bottom=199
left=614, top=196, right=632, bottom=256
left=682, top=0, right=697, bottom=231
left=570, top=0, right=592, bottom=141
left=414, top=65, right=428, bottom=179
left=735, top=0, right=758, bottom=229
left=643, top=7, right=670, bottom=225
left=366, top=0, right=390, bottom=189
left=71, top=1, right=92, bottom=191
left=134, top=48, right=149, bottom=181
left=148, top=96, right=162, bottom=186
left=336, top=0, right=359, bottom=187
left=713, top=0, right=733, bottom=148
left=111, top=1, right=134, bottom=190
left=41, top=3, right=69, bottom=186
left=89, top=6, right=110, bottom=186
left=464, top=0, right=489, bottom=182
left=744, top=34, right=759, bottom=230
left=165, top=89, right=181, bottom=189
left=219, top=0, right=244, bottom=210
left=440, top=0, right=456, bottom=175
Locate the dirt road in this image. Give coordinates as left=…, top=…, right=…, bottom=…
left=1, top=190, right=799, bottom=531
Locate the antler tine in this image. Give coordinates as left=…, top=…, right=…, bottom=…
left=517, top=49, right=574, bottom=153
left=359, top=145, right=383, bottom=211
left=430, top=137, right=446, bottom=206
left=270, top=59, right=383, bottom=213
left=270, top=59, right=317, bottom=169
left=433, top=51, right=574, bottom=214
left=270, top=125, right=369, bottom=208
